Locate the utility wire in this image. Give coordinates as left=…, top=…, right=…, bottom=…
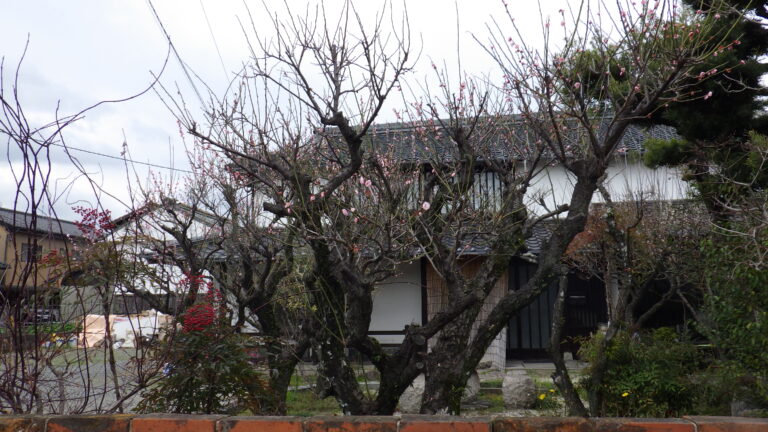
left=50, top=142, right=193, bottom=173
left=199, top=0, right=229, bottom=80
left=146, top=0, right=206, bottom=107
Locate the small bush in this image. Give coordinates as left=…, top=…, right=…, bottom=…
left=699, top=235, right=768, bottom=410
left=136, top=286, right=273, bottom=414
left=580, top=327, right=704, bottom=417
left=688, top=364, right=734, bottom=416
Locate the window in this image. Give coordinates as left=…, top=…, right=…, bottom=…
left=21, top=243, right=43, bottom=263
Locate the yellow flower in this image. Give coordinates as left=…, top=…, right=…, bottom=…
left=539, top=394, right=547, bottom=400
left=549, top=389, right=556, bottom=393
left=621, top=392, right=630, bottom=397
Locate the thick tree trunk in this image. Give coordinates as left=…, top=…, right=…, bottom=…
left=307, top=248, right=374, bottom=414
left=420, top=307, right=479, bottom=414
left=314, top=330, right=371, bottom=414
left=548, top=275, right=589, bottom=417
left=373, top=343, right=426, bottom=414
left=263, top=338, right=307, bottom=415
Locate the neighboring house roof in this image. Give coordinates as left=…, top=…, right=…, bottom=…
left=111, top=198, right=224, bottom=232
left=111, top=201, right=249, bottom=265
left=0, top=207, right=82, bottom=238
left=362, top=118, right=679, bottom=163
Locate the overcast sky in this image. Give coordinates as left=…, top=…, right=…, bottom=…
left=0, top=0, right=578, bottom=221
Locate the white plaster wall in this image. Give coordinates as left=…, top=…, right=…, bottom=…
left=525, top=163, right=574, bottom=217
left=598, top=158, right=690, bottom=203
left=370, top=261, right=422, bottom=344
left=525, top=157, right=691, bottom=216
left=110, top=208, right=215, bottom=296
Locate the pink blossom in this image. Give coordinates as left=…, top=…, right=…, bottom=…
left=365, top=179, right=372, bottom=188
left=421, top=201, right=431, bottom=211
left=310, top=195, right=315, bottom=202
left=573, top=82, right=581, bottom=89
left=342, top=209, right=349, bottom=216
left=704, top=91, right=713, bottom=100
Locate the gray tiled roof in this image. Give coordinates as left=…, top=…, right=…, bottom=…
left=360, top=118, right=678, bottom=163
left=434, top=219, right=554, bottom=257
left=523, top=222, right=554, bottom=255
left=0, top=208, right=82, bottom=238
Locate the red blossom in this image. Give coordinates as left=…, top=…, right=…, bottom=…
left=73, top=206, right=115, bottom=240
left=180, top=276, right=223, bottom=332
left=182, top=302, right=216, bottom=332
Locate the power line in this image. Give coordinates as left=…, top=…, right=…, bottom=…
left=50, top=142, right=193, bottom=173
left=146, top=0, right=206, bottom=107
left=199, top=0, right=229, bottom=80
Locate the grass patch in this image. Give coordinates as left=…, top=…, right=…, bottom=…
left=286, top=390, right=340, bottom=416
left=477, top=391, right=506, bottom=412
left=289, top=374, right=311, bottom=387
left=481, top=379, right=502, bottom=388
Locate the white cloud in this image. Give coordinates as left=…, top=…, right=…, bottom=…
left=1, top=0, right=580, bottom=220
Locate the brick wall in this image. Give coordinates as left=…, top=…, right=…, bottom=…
left=1, top=415, right=765, bottom=432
